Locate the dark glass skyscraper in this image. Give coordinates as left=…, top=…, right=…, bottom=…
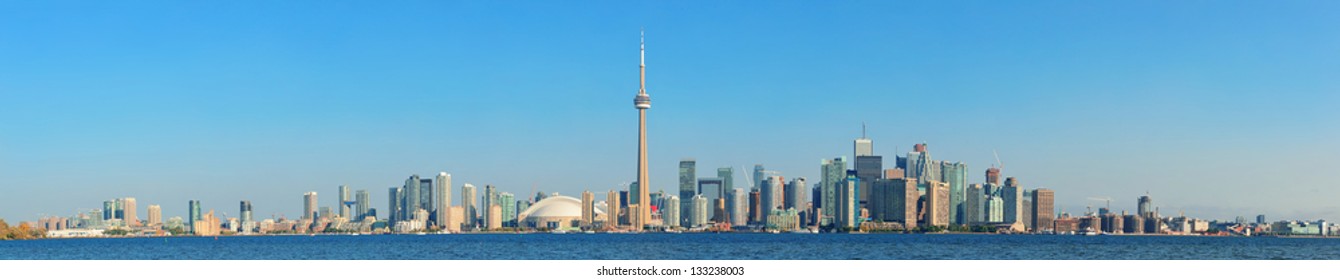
left=679, top=159, right=696, bottom=227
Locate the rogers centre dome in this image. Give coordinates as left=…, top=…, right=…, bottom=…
left=518, top=195, right=605, bottom=229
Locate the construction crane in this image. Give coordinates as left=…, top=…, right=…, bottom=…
left=993, top=149, right=1005, bottom=170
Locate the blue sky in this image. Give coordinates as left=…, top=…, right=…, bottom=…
left=2, top=1, right=1337, bottom=223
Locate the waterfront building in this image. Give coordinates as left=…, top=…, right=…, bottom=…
left=785, top=177, right=807, bottom=212
left=748, top=189, right=761, bottom=224
left=238, top=201, right=252, bottom=224
left=728, top=188, right=748, bottom=227
left=440, top=206, right=459, bottom=232
left=1138, top=195, right=1154, bottom=218
left=691, top=194, right=709, bottom=228
left=1257, top=215, right=1267, bottom=225
left=662, top=195, right=680, bottom=228
left=581, top=190, right=595, bottom=227
left=1145, top=217, right=1161, bottom=234
left=761, top=175, right=784, bottom=214
left=986, top=197, right=1004, bottom=223
left=965, top=184, right=984, bottom=224
left=873, top=178, right=919, bottom=228
left=122, top=198, right=138, bottom=227
left=303, top=192, right=318, bottom=220
left=481, top=185, right=498, bottom=228
left=419, top=178, right=433, bottom=214
left=388, top=187, right=402, bottom=224
left=855, top=155, right=882, bottom=208
left=487, top=205, right=502, bottom=230
left=435, top=172, right=451, bottom=228
left=925, top=181, right=950, bottom=227
left=1032, top=189, right=1055, bottom=233
left=606, top=190, right=620, bottom=229
left=147, top=205, right=162, bottom=228
left=940, top=161, right=967, bottom=225
left=766, top=208, right=801, bottom=231
left=461, top=184, right=477, bottom=228
left=355, top=190, right=370, bottom=220
left=1022, top=190, right=1034, bottom=230
left=1123, top=214, right=1145, bottom=234
left=1001, top=178, right=1022, bottom=224
left=836, top=171, right=860, bottom=229
left=500, top=192, right=517, bottom=227
left=679, top=159, right=696, bottom=227
left=103, top=201, right=114, bottom=221
left=192, top=210, right=220, bottom=236
left=404, top=175, right=421, bottom=221
left=518, top=196, right=606, bottom=230
left=188, top=200, right=201, bottom=233
left=819, top=157, right=847, bottom=227
left=338, top=185, right=350, bottom=218
left=1101, top=213, right=1124, bottom=234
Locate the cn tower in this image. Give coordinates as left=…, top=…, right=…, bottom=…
left=633, top=30, right=651, bottom=230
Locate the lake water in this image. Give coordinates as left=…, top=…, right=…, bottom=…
left=2, top=233, right=1338, bottom=260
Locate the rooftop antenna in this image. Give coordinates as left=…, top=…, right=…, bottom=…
left=862, top=122, right=867, bottom=139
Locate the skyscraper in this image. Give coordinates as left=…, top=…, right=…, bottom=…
left=188, top=200, right=201, bottom=233
left=940, top=161, right=967, bottom=225
left=633, top=32, right=653, bottom=232
left=819, top=157, right=846, bottom=227
left=461, top=184, right=477, bottom=228
left=1032, top=189, right=1055, bottom=233
left=404, top=175, right=421, bottom=222
left=785, top=177, right=808, bottom=212
left=1138, top=195, right=1154, bottom=218
left=904, top=143, right=934, bottom=183
left=836, top=171, right=860, bottom=229
left=985, top=167, right=1001, bottom=185
left=303, top=192, right=318, bottom=220
left=122, top=197, right=138, bottom=227
left=500, top=192, right=516, bottom=227
left=581, top=190, right=595, bottom=227
left=874, top=178, right=918, bottom=228
left=854, top=124, right=873, bottom=157
left=662, top=195, right=680, bottom=228
left=434, top=172, right=451, bottom=228
left=355, top=190, right=370, bottom=220
left=419, top=178, right=433, bottom=214
left=239, top=201, right=252, bottom=223
left=986, top=197, right=1004, bottom=223
left=678, top=159, right=696, bottom=227
left=147, top=205, right=162, bottom=227
left=926, top=181, right=950, bottom=227
left=1001, top=178, right=1022, bottom=224
left=103, top=201, right=114, bottom=221
left=388, top=187, right=402, bottom=224
left=966, top=184, right=984, bottom=224
left=728, top=188, right=748, bottom=226
left=606, top=190, right=621, bottom=229
left=482, top=185, right=498, bottom=228
left=717, top=167, right=733, bottom=194
left=854, top=155, right=882, bottom=207
left=761, top=176, right=784, bottom=214
left=691, top=194, right=709, bottom=228
left=338, top=185, right=350, bottom=218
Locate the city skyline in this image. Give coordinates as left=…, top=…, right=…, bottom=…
left=2, top=1, right=1339, bottom=223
